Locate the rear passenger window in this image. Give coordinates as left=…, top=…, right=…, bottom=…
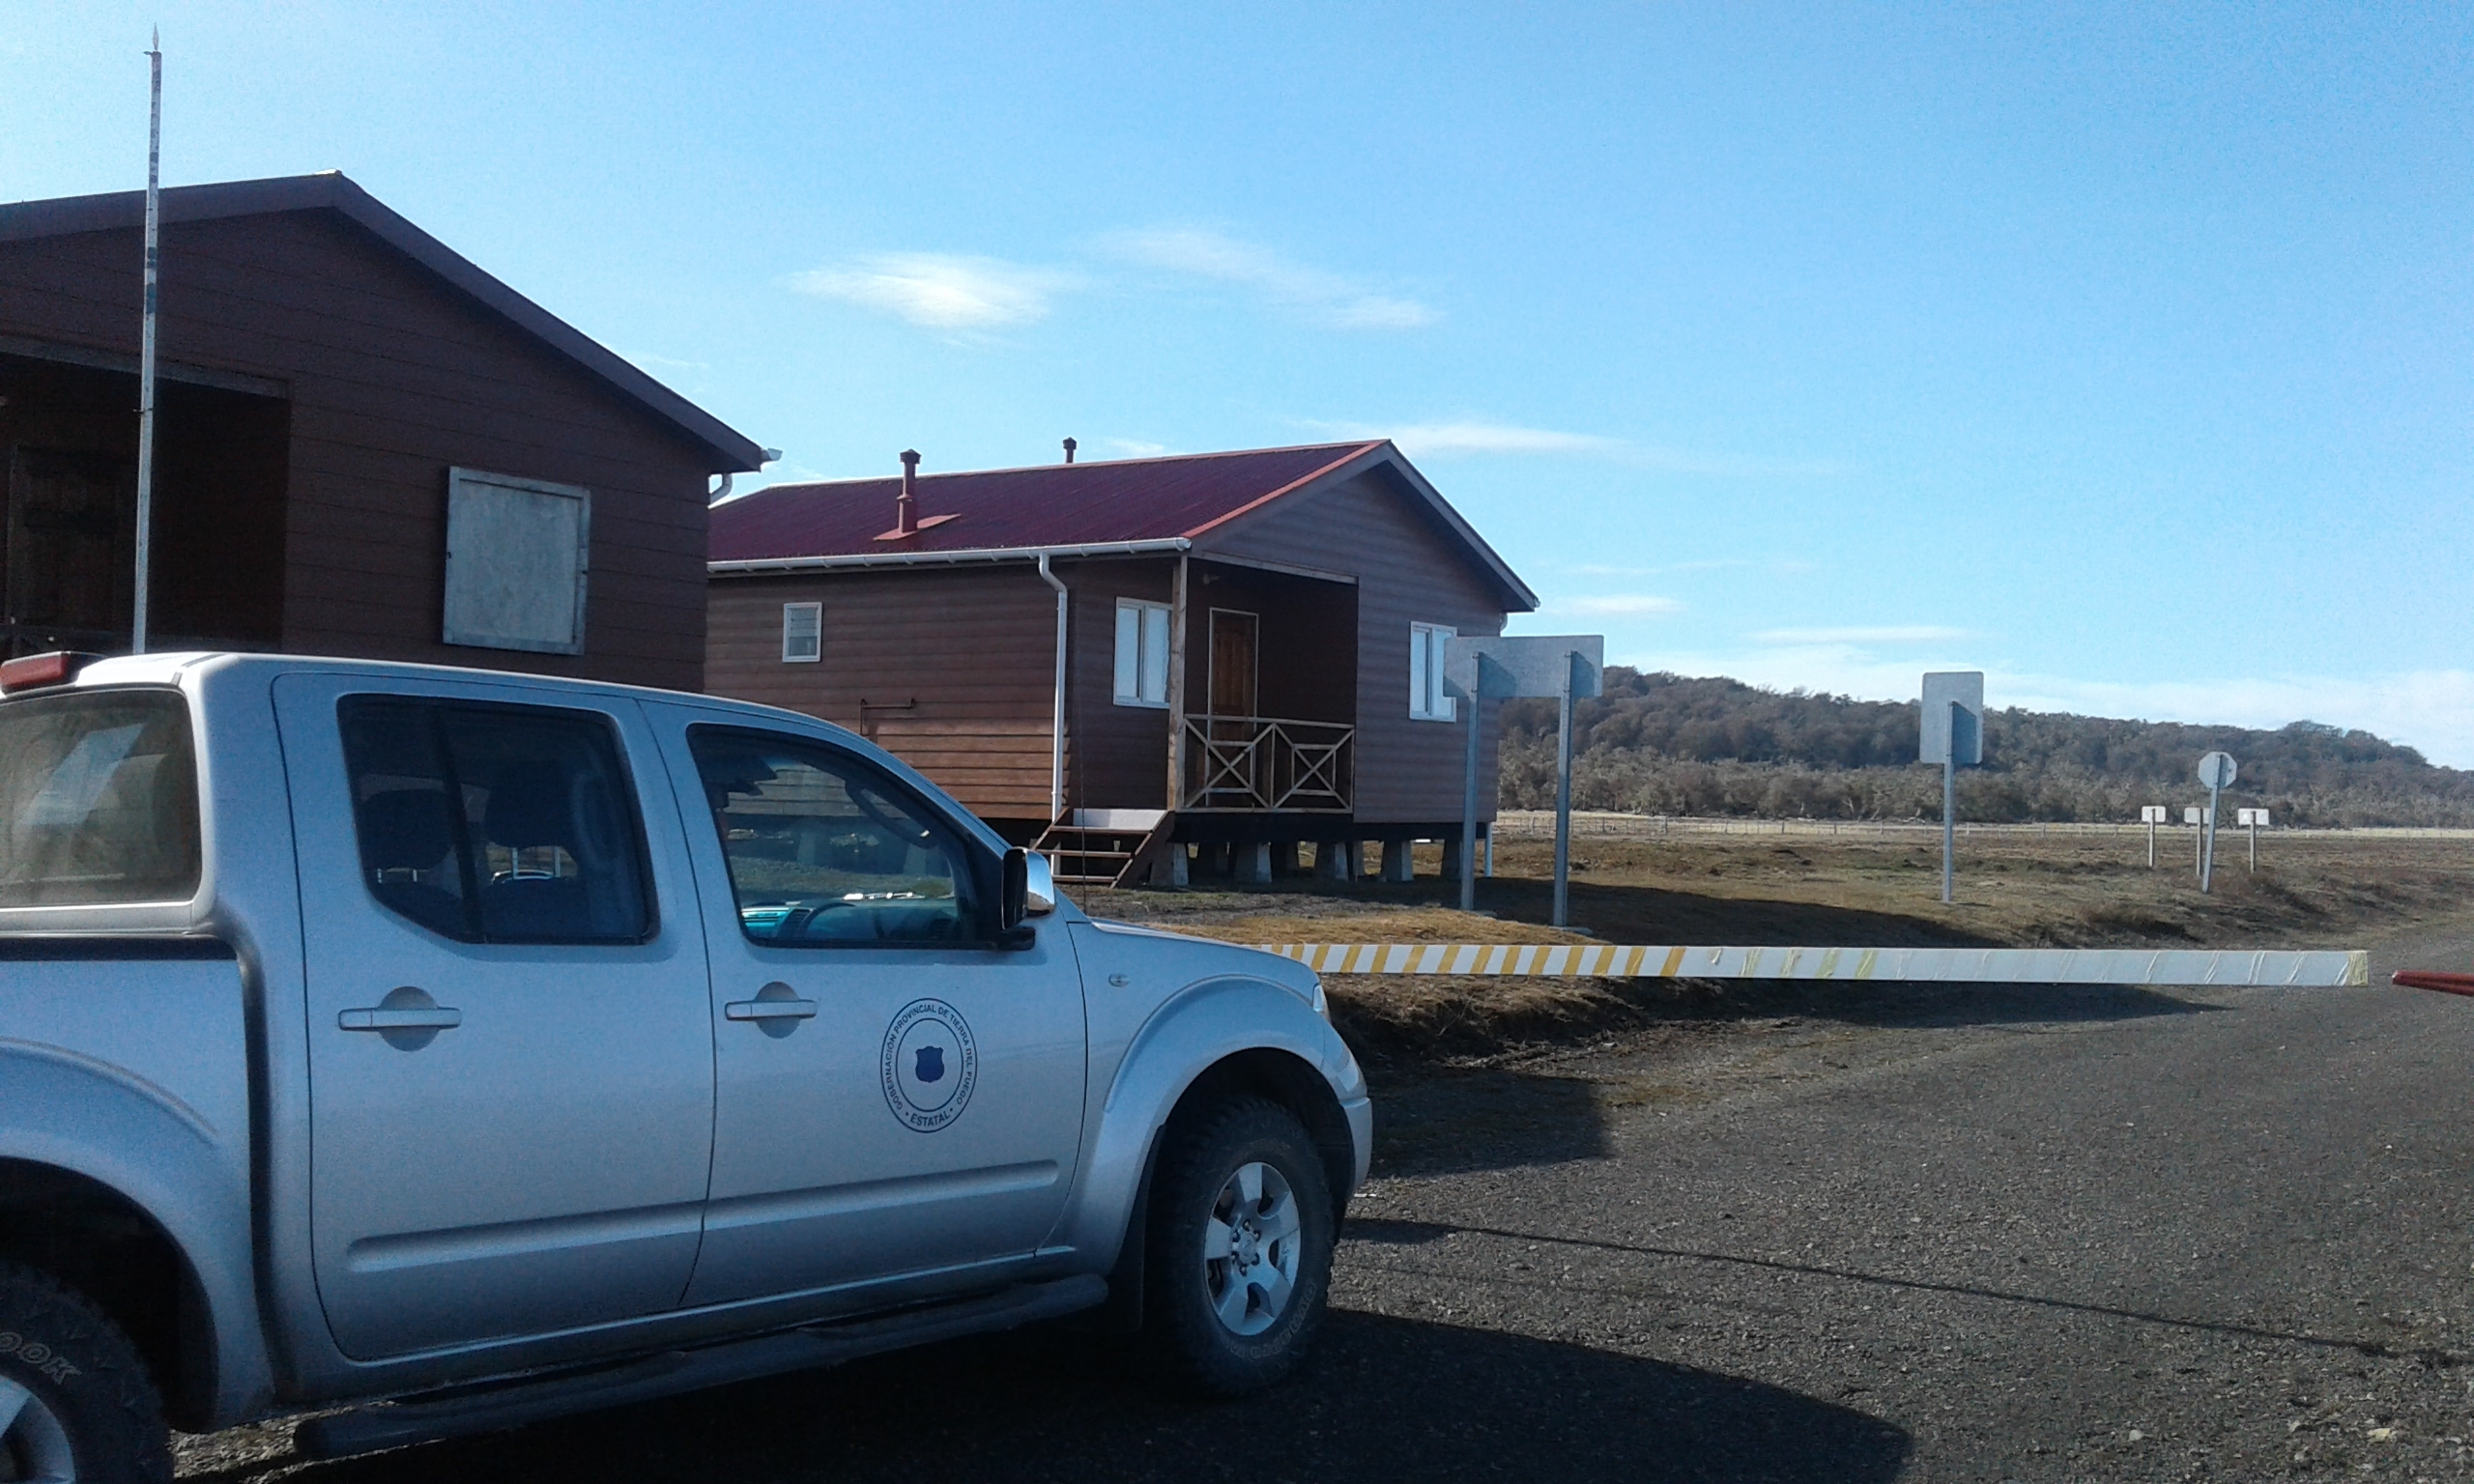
left=688, top=728, right=977, bottom=947
left=338, top=698, right=651, bottom=944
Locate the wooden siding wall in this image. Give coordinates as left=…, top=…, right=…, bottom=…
left=1058, top=557, right=1176, bottom=813
left=0, top=212, right=715, bottom=690
left=1205, top=468, right=1507, bottom=825
left=706, top=569, right=1059, bottom=821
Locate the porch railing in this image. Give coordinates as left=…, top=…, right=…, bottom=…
left=1180, top=715, right=1354, bottom=813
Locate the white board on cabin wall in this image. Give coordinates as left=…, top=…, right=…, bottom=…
left=442, top=468, right=591, bottom=655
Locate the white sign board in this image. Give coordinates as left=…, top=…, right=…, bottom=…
left=442, top=467, right=591, bottom=655
left=2183, top=807, right=2212, bottom=825
left=2237, top=808, right=2270, bottom=827
left=2140, top=806, right=2168, bottom=824
left=1444, top=635, right=1605, bottom=701
left=1919, top=671, right=1985, bottom=766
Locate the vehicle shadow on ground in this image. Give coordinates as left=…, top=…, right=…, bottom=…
left=1371, top=1068, right=1617, bottom=1172
left=1649, top=977, right=2226, bottom=1033
left=1355, top=981, right=2221, bottom=1177
left=176, top=1312, right=1907, bottom=1484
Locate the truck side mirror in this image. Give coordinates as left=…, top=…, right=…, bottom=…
left=1001, top=848, right=1030, bottom=931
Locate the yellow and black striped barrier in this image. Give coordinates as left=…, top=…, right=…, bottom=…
left=1251, top=943, right=2369, bottom=987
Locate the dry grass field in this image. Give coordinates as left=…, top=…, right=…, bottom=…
left=1077, top=822, right=2474, bottom=1062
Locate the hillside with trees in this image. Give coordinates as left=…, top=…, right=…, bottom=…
left=1496, top=669, right=2474, bottom=827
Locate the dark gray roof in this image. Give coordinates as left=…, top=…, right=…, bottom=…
left=0, top=171, right=764, bottom=471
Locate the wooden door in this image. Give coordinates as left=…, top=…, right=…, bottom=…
left=6, top=445, right=130, bottom=645
left=1209, top=610, right=1258, bottom=720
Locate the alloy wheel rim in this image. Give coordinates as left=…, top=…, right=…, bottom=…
left=0, top=1376, right=75, bottom=1484
left=1202, top=1159, right=1302, bottom=1336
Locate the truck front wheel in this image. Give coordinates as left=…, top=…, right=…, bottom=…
left=0, top=1264, right=170, bottom=1484
left=1144, top=1097, right=1336, bottom=1396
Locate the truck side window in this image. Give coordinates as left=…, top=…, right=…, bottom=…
left=687, top=728, right=975, bottom=947
left=339, top=698, right=651, bottom=944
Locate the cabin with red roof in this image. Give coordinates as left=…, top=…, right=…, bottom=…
left=705, top=441, right=1538, bottom=886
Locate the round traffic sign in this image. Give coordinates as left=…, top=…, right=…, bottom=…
left=2198, top=751, right=2237, bottom=789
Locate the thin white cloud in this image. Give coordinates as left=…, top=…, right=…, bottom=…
left=1566, top=594, right=1687, bottom=616
left=1103, top=438, right=1170, bottom=458
left=1388, top=422, right=1623, bottom=456
left=621, top=351, right=708, bottom=376
left=1751, top=625, right=1974, bottom=645
left=790, top=253, right=1076, bottom=328
left=1306, top=418, right=1841, bottom=476
left=1575, top=557, right=1821, bottom=577
left=1103, top=226, right=1439, bottom=329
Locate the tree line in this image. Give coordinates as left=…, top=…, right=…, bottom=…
left=1494, top=669, right=2474, bottom=827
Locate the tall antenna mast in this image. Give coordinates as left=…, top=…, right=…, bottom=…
left=132, top=26, right=161, bottom=654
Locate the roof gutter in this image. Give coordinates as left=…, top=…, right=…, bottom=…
left=707, top=538, right=1192, bottom=576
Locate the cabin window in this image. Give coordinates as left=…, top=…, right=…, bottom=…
left=782, top=602, right=822, bottom=663
left=1114, top=599, right=1171, bottom=708
left=441, top=468, right=590, bottom=656
left=1409, top=622, right=1457, bottom=722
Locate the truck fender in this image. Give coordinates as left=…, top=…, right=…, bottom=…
left=0, top=1041, right=269, bottom=1428
left=1051, top=975, right=1366, bottom=1274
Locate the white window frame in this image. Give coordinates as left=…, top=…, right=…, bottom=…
left=1409, top=621, right=1457, bottom=722
left=1114, top=598, right=1171, bottom=708
left=781, top=601, right=821, bottom=663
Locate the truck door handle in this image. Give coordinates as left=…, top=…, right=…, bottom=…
left=725, top=999, right=818, bottom=1021
left=336, top=986, right=459, bottom=1050
left=726, top=982, right=816, bottom=1038
left=339, top=1007, right=463, bottom=1031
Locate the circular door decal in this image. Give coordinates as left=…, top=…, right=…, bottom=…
left=881, top=999, right=978, bottom=1131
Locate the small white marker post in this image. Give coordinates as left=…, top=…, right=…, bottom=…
left=2141, top=805, right=2167, bottom=867
left=2198, top=752, right=2236, bottom=894
left=2184, top=806, right=2206, bottom=876
left=2237, top=807, right=2269, bottom=872
left=1919, top=671, right=1984, bottom=905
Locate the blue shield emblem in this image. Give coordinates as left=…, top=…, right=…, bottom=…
left=914, top=1045, right=946, bottom=1083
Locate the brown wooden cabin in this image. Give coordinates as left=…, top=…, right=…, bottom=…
left=0, top=173, right=762, bottom=688
left=706, top=441, right=1539, bottom=886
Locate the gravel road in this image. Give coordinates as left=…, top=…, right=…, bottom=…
left=180, top=925, right=2474, bottom=1482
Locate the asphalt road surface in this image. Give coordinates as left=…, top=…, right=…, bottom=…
left=181, top=924, right=2474, bottom=1482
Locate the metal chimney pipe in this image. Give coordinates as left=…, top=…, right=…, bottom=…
left=897, top=449, right=920, bottom=535
left=1062, top=438, right=1077, bottom=465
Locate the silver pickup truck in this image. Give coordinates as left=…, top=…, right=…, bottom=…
left=0, top=650, right=1368, bottom=1483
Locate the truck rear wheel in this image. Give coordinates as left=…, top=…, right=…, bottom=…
left=0, top=1264, right=170, bottom=1484
left=1144, top=1097, right=1335, bottom=1397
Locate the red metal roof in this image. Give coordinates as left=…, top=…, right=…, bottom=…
left=708, top=442, right=1385, bottom=561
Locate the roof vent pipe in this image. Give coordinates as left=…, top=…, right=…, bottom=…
left=1062, top=438, right=1077, bottom=465
left=896, top=449, right=920, bottom=536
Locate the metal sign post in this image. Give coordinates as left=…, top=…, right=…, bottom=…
left=1919, top=671, right=1985, bottom=905
left=2140, top=805, right=2167, bottom=867
left=132, top=28, right=162, bottom=654
left=2237, top=807, right=2268, bottom=872
left=2184, top=807, right=2204, bottom=875
left=1446, top=635, right=1603, bottom=924
left=2197, top=752, right=2236, bottom=894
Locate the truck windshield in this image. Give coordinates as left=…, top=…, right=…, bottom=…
left=0, top=688, right=200, bottom=907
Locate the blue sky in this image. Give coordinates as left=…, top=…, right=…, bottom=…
left=9, top=4, right=2471, bottom=761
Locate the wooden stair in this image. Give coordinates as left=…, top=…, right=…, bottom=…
left=1034, top=810, right=1178, bottom=890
